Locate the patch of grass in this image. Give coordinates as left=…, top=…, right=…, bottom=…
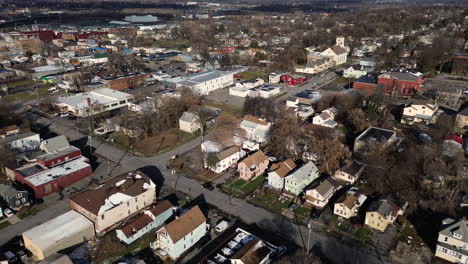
left=356, top=226, right=372, bottom=243
left=239, top=174, right=265, bottom=194
left=152, top=39, right=188, bottom=49
left=231, top=179, right=247, bottom=189
left=249, top=188, right=290, bottom=214
left=0, top=221, right=11, bottom=230
left=295, top=206, right=311, bottom=218
left=239, top=71, right=268, bottom=81
left=2, top=87, right=49, bottom=103
left=17, top=206, right=42, bottom=220
left=204, top=100, right=242, bottom=118
left=3, top=79, right=35, bottom=88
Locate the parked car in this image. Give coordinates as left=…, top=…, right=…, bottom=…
left=3, top=251, right=17, bottom=262
left=59, top=112, right=69, bottom=117
left=4, top=208, right=14, bottom=218
left=202, top=182, right=215, bottom=191
left=215, top=220, right=229, bottom=233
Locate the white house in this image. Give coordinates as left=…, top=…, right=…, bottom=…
left=333, top=160, right=366, bottom=184
left=55, top=88, right=134, bottom=117
left=179, top=112, right=200, bottom=133
left=435, top=218, right=468, bottom=263
left=206, top=146, right=243, bottom=174
left=401, top=104, right=439, bottom=125
left=267, top=159, right=297, bottom=191
left=0, top=132, right=41, bottom=154
left=269, top=73, right=282, bottom=83
left=295, top=55, right=334, bottom=75
left=343, top=65, right=368, bottom=79
left=304, top=177, right=342, bottom=209
left=312, top=107, right=338, bottom=128
left=235, top=78, right=264, bottom=90
left=334, top=188, right=367, bottom=219
left=153, top=206, right=208, bottom=260
left=239, top=115, right=271, bottom=143
left=284, top=161, right=320, bottom=197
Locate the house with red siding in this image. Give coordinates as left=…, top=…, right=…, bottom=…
left=15, top=149, right=92, bottom=199
left=280, top=74, right=306, bottom=86
left=352, top=74, right=378, bottom=96
left=377, top=72, right=424, bottom=97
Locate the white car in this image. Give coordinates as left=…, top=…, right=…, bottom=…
left=4, top=208, right=14, bottom=218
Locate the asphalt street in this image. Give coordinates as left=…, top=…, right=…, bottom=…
left=0, top=110, right=389, bottom=264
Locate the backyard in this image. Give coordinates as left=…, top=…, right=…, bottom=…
left=221, top=174, right=265, bottom=198
left=1, top=87, right=49, bottom=103
left=248, top=188, right=290, bottom=214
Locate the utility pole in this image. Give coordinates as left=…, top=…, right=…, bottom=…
left=306, top=220, right=312, bottom=254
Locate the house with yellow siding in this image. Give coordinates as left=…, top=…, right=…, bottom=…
left=364, top=198, right=405, bottom=232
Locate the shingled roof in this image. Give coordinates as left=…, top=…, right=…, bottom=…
left=243, top=115, right=269, bottom=126
left=164, top=205, right=206, bottom=244
left=330, top=45, right=347, bottom=55
left=239, top=150, right=268, bottom=168
left=269, top=159, right=296, bottom=178
left=70, top=170, right=155, bottom=216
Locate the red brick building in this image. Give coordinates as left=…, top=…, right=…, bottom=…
left=15, top=149, right=92, bottom=199
left=378, top=72, right=424, bottom=97
left=353, top=75, right=378, bottom=96
left=451, top=54, right=468, bottom=75
left=281, top=74, right=306, bottom=85
left=106, top=73, right=149, bottom=91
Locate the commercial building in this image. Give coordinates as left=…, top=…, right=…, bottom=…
left=229, top=84, right=281, bottom=98
left=15, top=155, right=92, bottom=199
left=166, top=70, right=234, bottom=95
left=55, top=88, right=134, bottom=117
left=354, top=126, right=398, bottom=154
left=23, top=210, right=95, bottom=261
left=378, top=72, right=424, bottom=98
left=70, top=171, right=157, bottom=235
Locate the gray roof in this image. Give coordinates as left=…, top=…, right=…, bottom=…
left=0, top=184, right=20, bottom=200
left=0, top=132, right=38, bottom=145
left=287, top=161, right=319, bottom=183
left=178, top=70, right=233, bottom=86
left=179, top=112, right=199, bottom=123
left=440, top=218, right=468, bottom=243
left=367, top=199, right=399, bottom=218
left=314, top=177, right=340, bottom=196
left=41, top=135, right=69, bottom=154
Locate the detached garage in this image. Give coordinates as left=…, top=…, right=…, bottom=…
left=23, top=210, right=95, bottom=261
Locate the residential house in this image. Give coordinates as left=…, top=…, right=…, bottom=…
left=284, top=161, right=320, bottom=197
left=70, top=171, right=157, bottom=235
left=334, top=188, right=367, bottom=219
left=312, top=107, right=338, bottom=128
left=304, top=177, right=342, bottom=209
left=333, top=160, right=366, bottom=184
left=343, top=65, right=368, bottom=79
left=435, top=218, right=468, bottom=263
left=206, top=146, right=242, bottom=174
left=267, top=159, right=297, bottom=191
left=0, top=132, right=41, bottom=154
left=237, top=150, right=269, bottom=181
left=239, top=115, right=271, bottom=143
left=179, top=112, right=200, bottom=133
left=39, top=135, right=69, bottom=154
left=451, top=53, right=468, bottom=75
left=365, top=198, right=405, bottom=232
left=152, top=206, right=208, bottom=260
left=455, top=107, right=468, bottom=134
left=354, top=126, right=398, bottom=154
left=295, top=55, right=333, bottom=75
left=0, top=184, right=30, bottom=210
left=116, top=200, right=174, bottom=245
left=269, top=72, right=282, bottom=83
left=401, top=104, right=438, bottom=125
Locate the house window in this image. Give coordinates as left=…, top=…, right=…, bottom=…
left=21, top=198, right=26, bottom=203
left=128, top=210, right=130, bottom=215
left=444, top=236, right=448, bottom=242
left=101, top=215, right=105, bottom=220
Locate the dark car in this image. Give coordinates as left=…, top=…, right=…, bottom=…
left=201, top=182, right=215, bottom=191
left=311, top=208, right=321, bottom=219
left=67, top=114, right=77, bottom=120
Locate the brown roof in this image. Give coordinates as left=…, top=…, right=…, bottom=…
left=239, top=150, right=268, bottom=168
left=330, top=45, right=347, bottom=55
left=342, top=161, right=365, bottom=176
left=270, top=159, right=296, bottom=178
left=338, top=194, right=358, bottom=209
left=148, top=200, right=173, bottom=217
left=216, top=146, right=240, bottom=161
left=231, top=239, right=271, bottom=264
left=70, top=170, right=154, bottom=215
left=164, top=205, right=206, bottom=243
left=119, top=213, right=154, bottom=238
left=0, top=125, right=19, bottom=135
left=243, top=115, right=269, bottom=126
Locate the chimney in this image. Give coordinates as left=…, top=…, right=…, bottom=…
left=87, top=97, right=91, bottom=108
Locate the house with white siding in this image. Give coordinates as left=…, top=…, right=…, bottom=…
left=304, top=177, right=342, bottom=209
left=435, top=218, right=468, bottom=263
left=116, top=200, right=174, bottom=245
left=401, top=104, right=439, bottom=125
left=334, top=188, right=367, bottom=219
left=284, top=161, right=320, bottom=197
left=239, top=115, right=271, bottom=143
left=267, top=159, right=297, bottom=191
left=152, top=206, right=208, bottom=260
left=333, top=161, right=366, bottom=184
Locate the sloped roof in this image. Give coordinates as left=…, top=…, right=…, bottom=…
left=148, top=200, right=173, bottom=217
left=330, top=45, right=347, bottom=55
left=367, top=199, right=400, bottom=218
left=70, top=171, right=154, bottom=215
left=270, top=159, right=296, bottom=178
left=231, top=239, right=271, bottom=264
left=41, top=135, right=70, bottom=153
left=180, top=112, right=199, bottom=123
left=120, top=213, right=154, bottom=238
left=314, top=177, right=341, bottom=196
left=242, top=115, right=269, bottom=126
left=440, top=218, right=468, bottom=243
left=216, top=146, right=240, bottom=161
left=239, top=150, right=268, bottom=168
left=164, top=205, right=206, bottom=244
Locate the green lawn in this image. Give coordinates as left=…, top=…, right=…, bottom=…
left=240, top=175, right=265, bottom=193
left=3, top=79, right=35, bottom=88
left=2, top=87, right=49, bottom=103
left=204, top=100, right=242, bottom=118
left=222, top=175, right=265, bottom=198
left=239, top=71, right=268, bottom=81
left=249, top=189, right=290, bottom=214
left=0, top=221, right=11, bottom=231
left=152, top=39, right=188, bottom=49
left=295, top=206, right=311, bottom=218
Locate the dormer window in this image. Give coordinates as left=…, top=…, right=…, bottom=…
left=454, top=233, right=463, bottom=240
